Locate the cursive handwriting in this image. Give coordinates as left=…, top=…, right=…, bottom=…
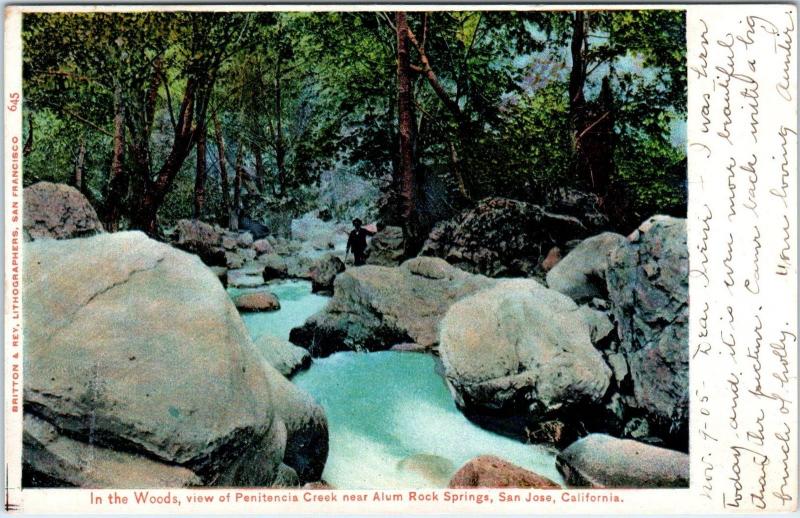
left=776, top=12, right=795, bottom=102
left=692, top=19, right=711, bottom=79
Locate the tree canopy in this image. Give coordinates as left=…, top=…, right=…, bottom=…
left=22, top=9, right=686, bottom=237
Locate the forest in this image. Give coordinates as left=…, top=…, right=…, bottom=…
left=23, top=10, right=686, bottom=246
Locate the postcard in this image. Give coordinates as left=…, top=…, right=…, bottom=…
left=3, top=3, right=797, bottom=514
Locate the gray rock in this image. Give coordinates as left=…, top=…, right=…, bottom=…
left=254, top=334, right=312, bottom=377
left=221, top=235, right=238, bottom=250
left=173, top=219, right=226, bottom=266
left=438, top=280, right=611, bottom=442
left=290, top=257, right=495, bottom=356
left=23, top=413, right=201, bottom=488
left=261, top=254, right=289, bottom=280
left=23, top=182, right=105, bottom=241
left=237, top=231, right=254, bottom=247
left=606, top=216, right=688, bottom=449
left=546, top=232, right=626, bottom=303
left=23, top=231, right=327, bottom=487
left=209, top=266, right=227, bottom=288
left=310, top=254, right=345, bottom=294
left=366, top=226, right=405, bottom=266
left=253, top=238, right=274, bottom=255
left=556, top=434, right=688, bottom=488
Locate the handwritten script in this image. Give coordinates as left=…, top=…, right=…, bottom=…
left=688, top=6, right=797, bottom=512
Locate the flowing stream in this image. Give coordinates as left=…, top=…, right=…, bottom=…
left=235, top=279, right=564, bottom=489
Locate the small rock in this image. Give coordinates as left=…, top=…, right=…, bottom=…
left=541, top=247, right=562, bottom=272
left=253, top=239, right=274, bottom=255
left=233, top=290, right=281, bottom=312
left=237, top=232, right=254, bottom=247
left=221, top=235, right=237, bottom=250
left=226, top=251, right=245, bottom=269
left=262, top=254, right=289, bottom=280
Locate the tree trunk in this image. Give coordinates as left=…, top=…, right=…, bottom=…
left=130, top=80, right=198, bottom=236
left=230, top=142, right=243, bottom=231
left=193, top=127, right=207, bottom=219
left=396, top=11, right=419, bottom=255
left=406, top=25, right=472, bottom=202
left=105, top=83, right=128, bottom=231
left=568, top=12, right=587, bottom=112
left=274, top=61, right=286, bottom=196
left=568, top=11, right=614, bottom=197
left=73, top=138, right=86, bottom=193
left=213, top=111, right=231, bottom=226
left=253, top=145, right=265, bottom=193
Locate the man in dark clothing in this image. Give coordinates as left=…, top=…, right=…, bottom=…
left=345, top=218, right=374, bottom=266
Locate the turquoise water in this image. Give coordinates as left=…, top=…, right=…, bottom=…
left=294, top=351, right=564, bottom=489
left=234, top=280, right=563, bottom=489
left=230, top=280, right=329, bottom=341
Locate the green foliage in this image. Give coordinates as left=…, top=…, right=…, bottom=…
left=22, top=9, right=687, bottom=234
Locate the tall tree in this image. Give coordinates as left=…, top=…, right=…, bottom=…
left=396, top=12, right=420, bottom=254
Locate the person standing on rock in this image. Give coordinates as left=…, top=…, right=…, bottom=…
left=345, top=218, right=374, bottom=266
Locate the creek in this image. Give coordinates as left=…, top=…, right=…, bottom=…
left=235, top=279, right=564, bottom=489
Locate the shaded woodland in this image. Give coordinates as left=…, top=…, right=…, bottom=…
left=23, top=10, right=686, bottom=250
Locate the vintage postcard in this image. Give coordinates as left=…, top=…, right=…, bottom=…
left=2, top=3, right=797, bottom=514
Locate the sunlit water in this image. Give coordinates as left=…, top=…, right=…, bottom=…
left=234, top=279, right=563, bottom=489
left=294, top=351, right=564, bottom=489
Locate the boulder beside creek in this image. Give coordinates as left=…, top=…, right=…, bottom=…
left=309, top=254, right=345, bottom=294
left=546, top=232, right=627, bottom=303
left=289, top=257, right=495, bottom=357
left=254, top=334, right=312, bottom=377
left=556, top=434, right=689, bottom=488
left=23, top=231, right=327, bottom=487
left=420, top=197, right=588, bottom=278
left=23, top=181, right=105, bottom=241
left=606, top=216, right=689, bottom=450
left=438, top=279, right=612, bottom=446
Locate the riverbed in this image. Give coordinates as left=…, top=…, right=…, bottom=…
left=235, top=279, right=563, bottom=489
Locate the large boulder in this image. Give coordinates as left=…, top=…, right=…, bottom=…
left=366, top=225, right=405, bottom=266
left=310, top=254, right=345, bottom=294
left=23, top=232, right=327, bottom=487
left=449, top=455, right=560, bottom=489
left=546, top=232, right=627, bottom=303
left=438, top=279, right=612, bottom=445
left=173, top=219, right=226, bottom=266
left=23, top=181, right=104, bottom=241
left=254, top=335, right=312, bottom=377
left=290, top=257, right=495, bottom=357
left=556, top=434, right=689, bottom=488
left=420, top=197, right=588, bottom=278
left=606, top=216, right=688, bottom=450
left=23, top=413, right=201, bottom=488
